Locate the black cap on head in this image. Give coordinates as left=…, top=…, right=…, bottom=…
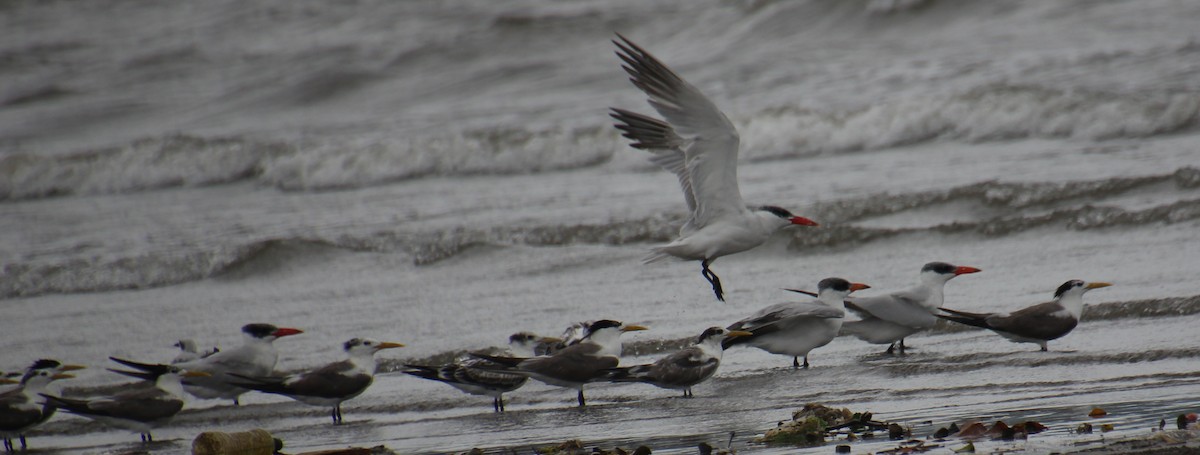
left=509, top=332, right=537, bottom=344
left=242, top=323, right=279, bottom=338
left=586, top=320, right=623, bottom=334
left=922, top=262, right=957, bottom=274
left=28, top=359, right=62, bottom=371
left=817, top=277, right=852, bottom=292
left=697, top=327, right=727, bottom=343
left=343, top=338, right=366, bottom=351
left=759, top=205, right=795, bottom=219
left=1054, top=280, right=1085, bottom=299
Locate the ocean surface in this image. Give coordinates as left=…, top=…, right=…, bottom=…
left=2, top=0, right=1199, bottom=453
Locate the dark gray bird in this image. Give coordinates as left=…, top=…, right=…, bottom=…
left=938, top=280, right=1111, bottom=351
left=473, top=320, right=648, bottom=407
left=1, top=360, right=81, bottom=452
left=724, top=278, right=869, bottom=368
left=610, top=33, right=818, bottom=302
left=404, top=332, right=558, bottom=412
left=606, top=327, right=750, bottom=397
left=40, top=363, right=207, bottom=443
left=229, top=338, right=402, bottom=424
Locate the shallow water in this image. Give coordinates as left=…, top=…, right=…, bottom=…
left=3, top=0, right=1200, bottom=453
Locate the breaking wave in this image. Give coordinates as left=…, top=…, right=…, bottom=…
left=4, top=169, right=1197, bottom=299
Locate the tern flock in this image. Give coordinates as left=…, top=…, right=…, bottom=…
left=1, top=35, right=1113, bottom=450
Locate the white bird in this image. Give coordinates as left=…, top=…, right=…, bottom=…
left=1, top=361, right=80, bottom=452
left=112, top=323, right=303, bottom=405
left=473, top=320, right=648, bottom=407
left=723, top=278, right=869, bottom=368
left=403, top=332, right=559, bottom=412
left=610, top=34, right=818, bottom=302
left=170, top=339, right=219, bottom=364
left=41, top=363, right=208, bottom=443
left=606, top=327, right=750, bottom=397
left=938, top=280, right=1111, bottom=351
left=837, top=262, right=981, bottom=355
left=230, top=338, right=403, bottom=424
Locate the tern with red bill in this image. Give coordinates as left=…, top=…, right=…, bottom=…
left=111, top=323, right=303, bottom=405
left=724, top=278, right=869, bottom=368
left=938, top=280, right=1111, bottom=351
left=473, top=320, right=648, bottom=407
left=834, top=262, right=982, bottom=355
left=610, top=34, right=818, bottom=302
left=230, top=338, right=402, bottom=424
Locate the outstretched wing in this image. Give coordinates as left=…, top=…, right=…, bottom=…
left=613, top=34, right=744, bottom=228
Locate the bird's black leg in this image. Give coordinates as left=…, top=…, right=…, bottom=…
left=233, top=397, right=240, bottom=406
left=898, top=339, right=907, bottom=355
left=577, top=390, right=587, bottom=407
left=4, top=437, right=12, bottom=452
left=17, top=435, right=24, bottom=450
left=802, top=355, right=810, bottom=369
left=885, top=342, right=896, bottom=355
left=701, top=260, right=725, bottom=302
left=792, top=356, right=800, bottom=368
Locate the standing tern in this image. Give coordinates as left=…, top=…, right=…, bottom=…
left=723, top=278, right=869, bottom=368
left=230, top=338, right=403, bottom=424
left=606, top=327, right=751, bottom=398
left=473, top=320, right=648, bottom=407
left=610, top=34, right=818, bottom=302
left=937, top=280, right=1111, bottom=351
left=404, top=332, right=559, bottom=412
left=112, top=323, right=303, bottom=405
left=837, top=262, right=981, bottom=355
left=41, top=363, right=208, bottom=443
left=1, top=361, right=80, bottom=452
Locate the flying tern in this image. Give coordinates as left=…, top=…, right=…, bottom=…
left=610, top=34, right=818, bottom=302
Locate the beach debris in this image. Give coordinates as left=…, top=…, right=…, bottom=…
left=1100, top=423, right=1116, bottom=432
left=698, top=432, right=736, bottom=454
left=952, top=420, right=1046, bottom=440
left=878, top=440, right=941, bottom=454
left=1179, top=413, right=1200, bottom=429
left=888, top=423, right=909, bottom=440
left=953, top=442, right=975, bottom=453
left=533, top=440, right=649, bottom=455
left=757, top=403, right=890, bottom=447
left=1076, top=423, right=1094, bottom=434
left=835, top=444, right=851, bottom=453
left=192, top=429, right=277, bottom=455
left=1089, top=407, right=1108, bottom=417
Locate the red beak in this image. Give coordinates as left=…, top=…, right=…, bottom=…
left=954, top=266, right=982, bottom=275
left=789, top=216, right=819, bottom=227
left=849, top=282, right=871, bottom=292
left=272, top=327, right=304, bottom=338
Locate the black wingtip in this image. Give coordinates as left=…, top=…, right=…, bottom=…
left=106, top=368, right=159, bottom=382
left=109, top=357, right=169, bottom=375
left=784, top=288, right=819, bottom=297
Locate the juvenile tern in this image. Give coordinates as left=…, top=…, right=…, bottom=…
left=404, top=332, right=558, bottom=412
left=724, top=278, right=869, bottom=368
left=230, top=338, right=402, bottom=424
left=606, top=327, right=750, bottom=397
left=112, top=323, right=302, bottom=405
left=170, top=339, right=218, bottom=364
left=473, top=320, right=648, bottom=407
left=937, top=280, right=1111, bottom=351
left=837, top=262, right=981, bottom=354
left=610, top=34, right=818, bottom=302
left=41, top=364, right=207, bottom=443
